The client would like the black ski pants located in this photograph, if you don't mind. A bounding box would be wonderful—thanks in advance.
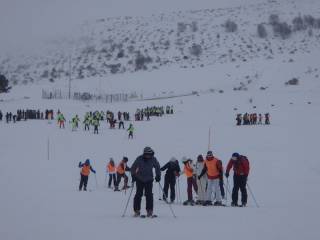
[108,173,117,187]
[133,180,153,212]
[232,175,248,204]
[116,173,128,188]
[79,174,89,191]
[163,175,176,201]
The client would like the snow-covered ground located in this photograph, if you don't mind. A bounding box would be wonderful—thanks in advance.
[1,0,320,240]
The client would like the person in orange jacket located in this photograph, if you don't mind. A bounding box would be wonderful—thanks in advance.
[114,157,130,191]
[106,158,116,188]
[78,159,96,191]
[198,151,223,206]
[183,158,198,205]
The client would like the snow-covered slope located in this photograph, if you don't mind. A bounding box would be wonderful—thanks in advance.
[1,0,320,240]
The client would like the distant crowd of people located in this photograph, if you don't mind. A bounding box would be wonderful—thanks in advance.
[0,109,54,123]
[236,113,270,126]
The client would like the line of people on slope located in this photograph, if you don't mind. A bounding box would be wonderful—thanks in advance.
[236,113,270,125]
[78,147,250,217]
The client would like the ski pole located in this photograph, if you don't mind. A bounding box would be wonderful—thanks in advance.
[159,183,177,218]
[178,177,182,204]
[158,183,162,200]
[94,173,98,190]
[121,182,135,217]
[247,182,260,208]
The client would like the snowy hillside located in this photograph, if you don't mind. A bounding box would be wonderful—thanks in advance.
[1,0,320,240]
[1,0,320,88]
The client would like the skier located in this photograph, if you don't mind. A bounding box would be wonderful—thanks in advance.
[131,147,161,217]
[57,112,65,128]
[92,117,99,134]
[106,158,117,188]
[78,159,96,191]
[71,115,80,131]
[236,114,242,126]
[160,157,181,203]
[198,151,223,206]
[225,153,250,207]
[127,123,134,139]
[118,119,124,129]
[114,157,130,191]
[195,154,207,205]
[265,113,270,125]
[83,114,90,131]
[182,158,198,205]
[258,114,263,125]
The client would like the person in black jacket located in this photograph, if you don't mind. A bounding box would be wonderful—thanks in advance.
[131,147,161,217]
[160,157,181,203]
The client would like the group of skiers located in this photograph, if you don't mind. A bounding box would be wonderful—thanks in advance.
[134,105,174,121]
[0,109,50,123]
[79,147,250,217]
[236,113,270,125]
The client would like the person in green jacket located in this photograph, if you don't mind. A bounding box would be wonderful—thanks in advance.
[92,118,100,134]
[127,123,134,139]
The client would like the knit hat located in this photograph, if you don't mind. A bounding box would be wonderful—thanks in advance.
[206,151,213,157]
[231,152,240,160]
[85,159,90,165]
[143,146,154,155]
[123,157,128,162]
[197,154,204,161]
[170,157,177,162]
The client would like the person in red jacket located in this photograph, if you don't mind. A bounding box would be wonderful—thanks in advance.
[225,153,250,207]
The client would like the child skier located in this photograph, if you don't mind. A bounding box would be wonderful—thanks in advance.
[78,159,96,191]
[182,158,198,205]
[114,157,130,191]
[106,158,116,188]
[195,154,207,205]
[127,123,134,139]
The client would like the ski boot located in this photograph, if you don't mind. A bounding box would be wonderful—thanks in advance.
[133,211,140,217]
[147,210,153,218]
[213,201,223,206]
[202,201,212,206]
[231,202,238,207]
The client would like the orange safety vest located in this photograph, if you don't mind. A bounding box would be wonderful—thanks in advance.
[81,165,91,176]
[117,161,126,174]
[107,163,116,173]
[204,158,221,178]
[184,162,193,178]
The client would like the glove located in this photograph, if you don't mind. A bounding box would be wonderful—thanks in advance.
[132,175,137,183]
[93,170,96,174]
[155,175,161,182]
[198,176,201,180]
[225,172,229,178]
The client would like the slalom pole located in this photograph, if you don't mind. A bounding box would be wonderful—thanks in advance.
[121,182,135,217]
[159,183,177,218]
[247,182,260,208]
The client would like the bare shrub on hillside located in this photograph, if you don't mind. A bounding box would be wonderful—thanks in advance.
[257,24,267,38]
[273,22,292,39]
[189,44,202,57]
[224,20,238,32]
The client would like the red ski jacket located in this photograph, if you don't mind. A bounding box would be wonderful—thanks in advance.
[226,156,250,176]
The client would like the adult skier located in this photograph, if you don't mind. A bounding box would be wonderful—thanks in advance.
[182,158,198,205]
[114,157,130,191]
[160,157,181,203]
[78,159,96,191]
[195,154,207,205]
[106,158,117,188]
[225,153,250,207]
[198,151,223,206]
[131,147,161,217]
[92,117,99,134]
[57,112,65,128]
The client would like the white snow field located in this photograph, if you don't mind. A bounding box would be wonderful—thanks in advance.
[1,0,320,240]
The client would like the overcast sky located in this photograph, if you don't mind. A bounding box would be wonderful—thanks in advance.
[0,0,266,53]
